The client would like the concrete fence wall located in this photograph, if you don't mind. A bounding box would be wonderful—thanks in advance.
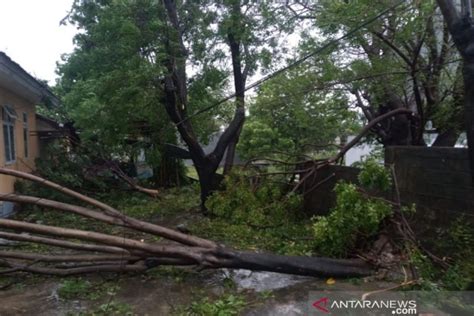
[302,147,474,221]
[385,147,474,225]
[300,164,360,216]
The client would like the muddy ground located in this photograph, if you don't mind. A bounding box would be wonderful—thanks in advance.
[0,266,396,315]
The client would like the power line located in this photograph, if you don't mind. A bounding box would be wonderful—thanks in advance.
[176,0,406,126]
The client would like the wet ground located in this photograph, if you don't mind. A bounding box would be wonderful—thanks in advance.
[0,266,395,315]
[0,200,398,315]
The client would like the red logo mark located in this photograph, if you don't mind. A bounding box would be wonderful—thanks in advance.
[312,297,330,313]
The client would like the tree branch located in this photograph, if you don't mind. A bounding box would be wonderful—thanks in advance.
[330,108,415,163]
[0,260,147,276]
[0,168,216,249]
[0,251,138,263]
[0,219,203,262]
[0,231,129,254]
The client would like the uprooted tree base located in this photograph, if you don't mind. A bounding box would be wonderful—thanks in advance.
[0,168,372,278]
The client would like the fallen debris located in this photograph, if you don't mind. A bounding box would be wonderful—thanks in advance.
[0,168,372,277]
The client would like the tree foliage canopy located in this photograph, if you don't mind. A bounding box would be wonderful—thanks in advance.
[55,0,469,189]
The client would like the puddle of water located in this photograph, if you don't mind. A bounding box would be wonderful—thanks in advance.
[245,302,306,316]
[222,269,313,292]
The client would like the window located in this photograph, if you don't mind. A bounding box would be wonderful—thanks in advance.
[2,105,16,163]
[23,112,28,158]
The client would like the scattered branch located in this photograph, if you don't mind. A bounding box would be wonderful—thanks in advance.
[0,168,372,277]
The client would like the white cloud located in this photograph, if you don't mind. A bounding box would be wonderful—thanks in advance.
[0,0,76,84]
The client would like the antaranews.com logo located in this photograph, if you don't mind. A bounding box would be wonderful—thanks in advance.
[308,291,474,315]
[311,296,417,315]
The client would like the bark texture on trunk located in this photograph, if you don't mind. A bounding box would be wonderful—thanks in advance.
[223,13,246,175]
[161,0,247,207]
[432,128,461,147]
[464,61,474,181]
[196,163,223,211]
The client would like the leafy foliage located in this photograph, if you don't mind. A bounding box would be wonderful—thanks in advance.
[238,65,359,161]
[56,0,221,186]
[57,0,296,189]
[312,161,393,257]
[292,0,462,145]
[199,170,313,255]
[357,159,392,191]
[14,142,118,205]
[411,217,474,290]
[206,171,301,226]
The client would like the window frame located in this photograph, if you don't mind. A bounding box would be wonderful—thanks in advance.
[22,112,28,158]
[2,105,16,164]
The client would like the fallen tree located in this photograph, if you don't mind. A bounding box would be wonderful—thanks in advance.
[0,168,372,277]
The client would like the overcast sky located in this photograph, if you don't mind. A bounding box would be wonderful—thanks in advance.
[0,0,76,84]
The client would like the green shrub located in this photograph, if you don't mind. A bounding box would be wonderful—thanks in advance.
[312,183,392,257]
[411,218,474,290]
[357,159,392,191]
[14,142,119,205]
[199,170,313,255]
[37,142,115,191]
[205,171,301,227]
[312,160,393,257]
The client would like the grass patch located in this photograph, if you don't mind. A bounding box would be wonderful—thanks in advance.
[176,294,246,316]
[58,278,120,301]
[145,266,197,283]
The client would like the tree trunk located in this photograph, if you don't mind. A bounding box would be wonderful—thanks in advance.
[0,215,372,278]
[219,250,372,277]
[464,60,474,180]
[223,124,242,175]
[223,5,246,175]
[432,128,461,147]
[382,93,413,146]
[161,0,247,209]
[436,0,474,182]
[196,163,222,211]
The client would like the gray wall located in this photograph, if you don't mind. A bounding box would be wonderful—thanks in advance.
[385,146,474,219]
[302,147,474,222]
[300,164,360,216]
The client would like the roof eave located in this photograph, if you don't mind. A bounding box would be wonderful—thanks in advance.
[0,52,61,107]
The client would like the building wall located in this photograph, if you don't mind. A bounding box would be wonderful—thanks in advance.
[0,86,39,194]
